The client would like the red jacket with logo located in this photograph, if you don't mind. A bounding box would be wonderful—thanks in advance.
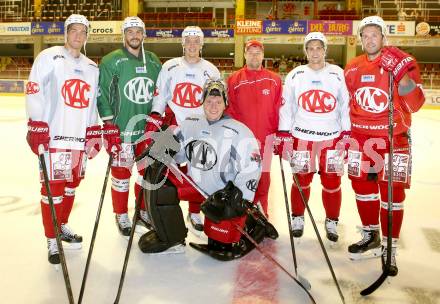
[227,66,282,148]
[344,53,425,137]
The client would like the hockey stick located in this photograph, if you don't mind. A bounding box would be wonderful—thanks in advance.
[78,155,112,304]
[167,161,316,302]
[278,155,312,290]
[290,168,346,304]
[360,72,395,296]
[113,167,148,304]
[233,223,316,303]
[38,145,75,304]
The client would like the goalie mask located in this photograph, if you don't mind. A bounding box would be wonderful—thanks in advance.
[202,79,228,107]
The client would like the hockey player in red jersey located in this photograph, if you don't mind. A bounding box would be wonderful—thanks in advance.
[227,40,283,216]
[276,32,351,244]
[344,16,425,275]
[25,14,100,264]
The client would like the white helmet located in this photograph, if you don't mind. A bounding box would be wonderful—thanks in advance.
[358,15,387,38]
[182,26,204,45]
[64,14,90,34]
[122,16,145,33]
[64,14,90,49]
[303,31,327,54]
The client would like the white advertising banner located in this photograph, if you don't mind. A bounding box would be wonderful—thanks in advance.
[423,89,440,108]
[352,20,415,36]
[0,22,31,35]
[89,21,122,35]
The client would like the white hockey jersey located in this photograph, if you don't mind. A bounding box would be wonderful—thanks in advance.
[174,114,261,201]
[26,46,99,150]
[152,57,220,125]
[279,63,350,141]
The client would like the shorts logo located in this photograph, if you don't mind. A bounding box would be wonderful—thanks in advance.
[354,87,388,113]
[298,89,337,113]
[172,82,203,108]
[62,79,91,109]
[123,77,155,104]
[26,81,40,94]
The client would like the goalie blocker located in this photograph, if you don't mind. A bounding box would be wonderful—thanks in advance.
[191,181,279,261]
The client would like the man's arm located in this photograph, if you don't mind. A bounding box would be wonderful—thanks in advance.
[96,58,116,122]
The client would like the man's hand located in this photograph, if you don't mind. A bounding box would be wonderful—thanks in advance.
[380,46,416,83]
[26,119,50,155]
[85,125,103,159]
[274,131,294,159]
[102,123,122,155]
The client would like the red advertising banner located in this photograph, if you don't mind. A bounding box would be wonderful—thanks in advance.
[235,20,263,35]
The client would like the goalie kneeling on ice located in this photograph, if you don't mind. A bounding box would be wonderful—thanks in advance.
[190,181,279,261]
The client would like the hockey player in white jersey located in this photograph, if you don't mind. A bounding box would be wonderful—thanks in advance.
[146,26,221,233]
[138,79,278,258]
[276,32,351,244]
[25,14,100,264]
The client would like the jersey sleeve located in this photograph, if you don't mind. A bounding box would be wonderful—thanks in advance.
[232,126,262,201]
[25,51,53,121]
[87,65,100,126]
[338,69,351,132]
[225,74,238,119]
[152,65,171,115]
[278,73,296,132]
[97,57,115,122]
[398,62,425,113]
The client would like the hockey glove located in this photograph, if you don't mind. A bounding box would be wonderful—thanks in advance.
[201,181,247,224]
[85,125,102,159]
[135,113,164,157]
[26,119,50,155]
[335,130,351,162]
[102,123,122,155]
[380,46,416,83]
[274,131,294,159]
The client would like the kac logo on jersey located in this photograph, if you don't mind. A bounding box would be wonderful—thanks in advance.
[26,81,40,95]
[354,87,388,113]
[62,79,91,109]
[262,89,270,95]
[172,82,203,108]
[298,90,337,113]
[185,140,217,171]
[123,77,155,104]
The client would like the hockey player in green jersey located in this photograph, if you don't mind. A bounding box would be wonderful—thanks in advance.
[97,16,161,237]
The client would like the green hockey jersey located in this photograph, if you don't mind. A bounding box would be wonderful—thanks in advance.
[97,48,161,143]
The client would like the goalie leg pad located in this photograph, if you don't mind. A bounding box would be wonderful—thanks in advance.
[141,163,187,253]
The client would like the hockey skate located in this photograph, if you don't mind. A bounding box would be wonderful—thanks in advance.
[325,218,339,248]
[187,212,206,239]
[115,213,132,238]
[47,238,60,270]
[348,227,381,260]
[61,224,82,250]
[381,238,398,276]
[291,215,304,242]
[135,210,153,233]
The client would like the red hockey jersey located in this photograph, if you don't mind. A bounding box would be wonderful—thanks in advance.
[344,53,425,137]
